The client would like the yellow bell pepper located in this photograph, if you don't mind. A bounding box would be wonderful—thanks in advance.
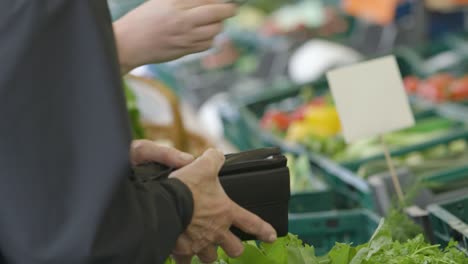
[285,105,342,142]
[304,106,341,137]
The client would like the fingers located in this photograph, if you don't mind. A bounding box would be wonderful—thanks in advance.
[191,238,211,254]
[170,148,225,180]
[176,0,219,10]
[186,3,237,26]
[130,140,194,167]
[172,234,195,264]
[197,246,218,263]
[231,204,277,243]
[190,40,215,54]
[218,231,244,258]
[191,23,223,42]
[173,234,194,256]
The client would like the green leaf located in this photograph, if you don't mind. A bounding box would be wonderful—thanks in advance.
[229,244,271,264]
[123,81,146,139]
[349,247,369,264]
[328,243,355,263]
[261,238,288,264]
[163,258,175,264]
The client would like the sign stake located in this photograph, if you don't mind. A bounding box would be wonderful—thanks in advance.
[380,135,405,204]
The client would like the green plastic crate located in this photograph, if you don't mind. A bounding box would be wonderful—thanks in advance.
[223,80,468,211]
[224,109,377,210]
[395,33,468,78]
[428,196,468,255]
[306,130,468,215]
[289,209,380,256]
[289,159,335,214]
[290,190,334,213]
[289,160,369,214]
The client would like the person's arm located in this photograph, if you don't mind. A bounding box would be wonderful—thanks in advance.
[113,0,237,74]
[0,1,274,264]
[92,141,197,264]
[0,1,194,263]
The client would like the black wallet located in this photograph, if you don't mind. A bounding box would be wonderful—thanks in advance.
[132,147,290,241]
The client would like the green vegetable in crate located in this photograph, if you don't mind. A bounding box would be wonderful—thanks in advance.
[286,153,327,193]
[124,82,145,139]
[357,139,468,180]
[384,208,424,243]
[333,117,457,162]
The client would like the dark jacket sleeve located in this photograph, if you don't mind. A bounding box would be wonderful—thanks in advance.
[0,1,192,263]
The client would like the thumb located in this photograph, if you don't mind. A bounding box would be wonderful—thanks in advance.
[131,140,194,167]
[169,148,225,181]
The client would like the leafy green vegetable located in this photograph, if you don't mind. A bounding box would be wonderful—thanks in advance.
[300,117,458,163]
[380,208,424,243]
[287,153,327,193]
[124,82,145,139]
[165,218,467,263]
[357,139,468,183]
[165,234,319,264]
[328,243,355,263]
[323,218,468,264]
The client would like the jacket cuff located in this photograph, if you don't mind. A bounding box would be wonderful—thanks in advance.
[160,178,194,230]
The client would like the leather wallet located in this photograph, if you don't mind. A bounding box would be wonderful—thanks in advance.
[132,147,290,241]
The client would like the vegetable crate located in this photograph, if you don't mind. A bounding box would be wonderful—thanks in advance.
[222,79,468,213]
[293,127,468,216]
[289,209,380,256]
[289,189,334,214]
[288,159,380,255]
[289,159,372,214]
[394,32,468,78]
[427,195,468,255]
[220,78,329,150]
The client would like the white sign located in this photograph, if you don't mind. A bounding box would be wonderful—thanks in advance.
[327,55,415,143]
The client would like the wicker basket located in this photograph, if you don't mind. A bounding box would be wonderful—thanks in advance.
[125,75,212,157]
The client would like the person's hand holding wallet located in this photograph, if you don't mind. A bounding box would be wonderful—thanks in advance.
[169,149,277,264]
[132,141,289,263]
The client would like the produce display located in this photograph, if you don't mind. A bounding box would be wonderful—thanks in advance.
[357,139,468,179]
[259,92,461,163]
[404,73,468,103]
[260,4,349,38]
[286,153,327,193]
[331,117,457,162]
[164,217,467,264]
[229,2,349,37]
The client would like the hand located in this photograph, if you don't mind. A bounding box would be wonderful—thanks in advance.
[113,0,237,73]
[169,149,277,263]
[130,139,195,167]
